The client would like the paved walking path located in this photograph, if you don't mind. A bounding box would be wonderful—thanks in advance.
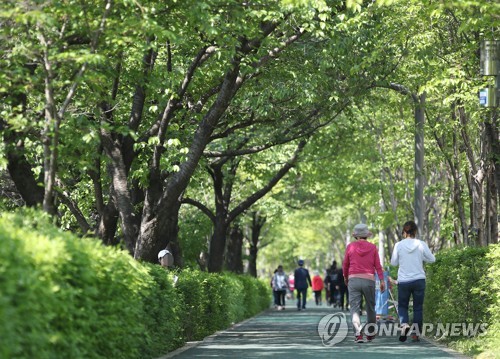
[161,299,468,359]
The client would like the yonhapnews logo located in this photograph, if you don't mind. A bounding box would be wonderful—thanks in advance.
[317,312,349,346]
[317,312,488,346]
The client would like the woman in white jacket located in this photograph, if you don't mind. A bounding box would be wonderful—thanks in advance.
[272,265,289,310]
[391,220,435,342]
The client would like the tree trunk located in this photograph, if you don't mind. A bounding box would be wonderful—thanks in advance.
[414,92,426,237]
[451,130,469,245]
[208,216,229,272]
[101,135,140,253]
[485,114,499,244]
[431,126,468,245]
[4,136,44,206]
[207,161,230,273]
[96,202,120,246]
[1,76,44,207]
[457,106,485,246]
[134,198,183,265]
[226,224,244,273]
[247,212,266,278]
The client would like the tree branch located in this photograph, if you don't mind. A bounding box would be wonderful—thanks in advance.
[181,197,216,223]
[151,45,218,170]
[253,31,303,68]
[205,101,349,158]
[227,139,307,222]
[55,178,91,234]
[58,0,112,118]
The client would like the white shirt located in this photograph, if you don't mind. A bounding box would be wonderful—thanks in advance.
[390,238,436,283]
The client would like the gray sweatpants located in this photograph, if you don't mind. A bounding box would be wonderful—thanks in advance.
[348,277,376,336]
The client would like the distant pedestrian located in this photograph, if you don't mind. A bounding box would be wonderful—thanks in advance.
[271,268,278,308]
[336,266,348,311]
[158,249,178,284]
[294,259,312,310]
[272,265,289,310]
[311,270,324,305]
[323,269,331,305]
[288,273,295,299]
[342,223,385,343]
[158,249,174,268]
[327,261,341,307]
[391,220,435,342]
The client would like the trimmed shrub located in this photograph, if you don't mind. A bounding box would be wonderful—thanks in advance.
[234,274,271,318]
[221,272,247,324]
[478,244,500,358]
[0,210,270,358]
[174,268,210,341]
[425,246,492,328]
[0,211,149,358]
[139,264,184,357]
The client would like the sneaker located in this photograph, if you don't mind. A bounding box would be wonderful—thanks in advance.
[411,334,420,342]
[366,335,375,342]
[354,335,364,343]
[399,324,410,342]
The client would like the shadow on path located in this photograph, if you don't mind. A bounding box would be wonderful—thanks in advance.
[160,299,469,359]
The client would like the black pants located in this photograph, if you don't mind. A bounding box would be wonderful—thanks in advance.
[314,290,322,304]
[274,290,286,306]
[330,286,339,305]
[296,288,308,309]
[338,285,348,310]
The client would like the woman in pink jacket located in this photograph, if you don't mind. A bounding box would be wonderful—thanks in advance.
[343,223,385,343]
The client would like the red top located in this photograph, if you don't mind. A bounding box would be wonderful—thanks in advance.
[312,275,324,291]
[342,240,384,281]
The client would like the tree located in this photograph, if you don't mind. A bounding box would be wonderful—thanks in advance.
[183,140,307,272]
[1,0,336,264]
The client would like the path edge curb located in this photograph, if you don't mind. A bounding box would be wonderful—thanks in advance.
[156,308,272,359]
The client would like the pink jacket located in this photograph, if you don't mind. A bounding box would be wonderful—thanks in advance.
[343,240,384,281]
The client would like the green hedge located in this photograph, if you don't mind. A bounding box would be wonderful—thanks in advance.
[480,244,500,358]
[0,211,270,358]
[425,244,500,357]
[425,246,492,326]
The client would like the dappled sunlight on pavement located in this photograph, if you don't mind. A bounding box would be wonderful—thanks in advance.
[160,299,468,358]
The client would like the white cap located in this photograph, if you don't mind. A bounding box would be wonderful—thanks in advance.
[158,249,171,260]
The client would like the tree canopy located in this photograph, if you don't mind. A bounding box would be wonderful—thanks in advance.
[0,0,498,273]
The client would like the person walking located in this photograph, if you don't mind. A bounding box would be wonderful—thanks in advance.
[391,220,435,342]
[336,266,348,311]
[342,223,385,343]
[327,261,341,307]
[311,270,324,305]
[288,273,295,300]
[271,268,278,308]
[272,265,289,310]
[323,268,331,305]
[294,259,312,311]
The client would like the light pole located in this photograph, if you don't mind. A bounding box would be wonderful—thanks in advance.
[479,40,499,107]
